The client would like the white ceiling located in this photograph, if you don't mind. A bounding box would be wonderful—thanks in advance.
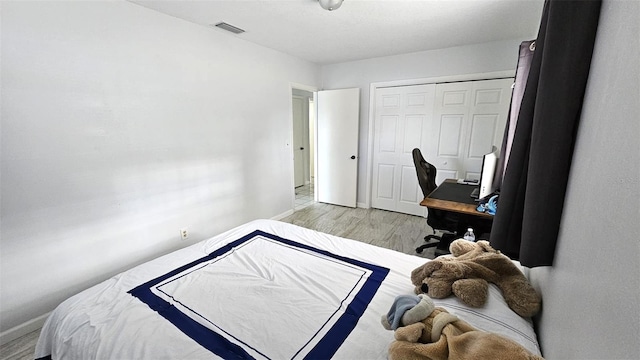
[129,0,545,65]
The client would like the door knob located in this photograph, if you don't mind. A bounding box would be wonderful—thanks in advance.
[350,155,356,159]
[300,147,304,150]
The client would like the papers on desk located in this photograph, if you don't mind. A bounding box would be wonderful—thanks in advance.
[457,179,479,185]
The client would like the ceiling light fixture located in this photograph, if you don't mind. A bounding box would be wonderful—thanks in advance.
[318,0,343,11]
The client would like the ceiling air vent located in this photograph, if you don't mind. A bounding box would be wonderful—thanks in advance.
[213,22,245,34]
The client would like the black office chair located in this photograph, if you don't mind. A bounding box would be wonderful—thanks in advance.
[412,148,460,254]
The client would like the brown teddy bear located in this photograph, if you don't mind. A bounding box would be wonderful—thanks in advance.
[411,240,541,318]
[383,294,544,360]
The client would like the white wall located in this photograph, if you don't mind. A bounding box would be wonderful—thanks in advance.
[319,39,528,205]
[0,0,319,337]
[529,0,640,358]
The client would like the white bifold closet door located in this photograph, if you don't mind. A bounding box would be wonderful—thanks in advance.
[428,78,514,184]
[371,84,436,217]
[371,78,513,216]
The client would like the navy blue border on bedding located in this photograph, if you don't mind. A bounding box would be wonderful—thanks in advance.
[129,230,390,359]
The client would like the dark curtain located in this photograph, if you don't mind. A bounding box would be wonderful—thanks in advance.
[489,0,602,267]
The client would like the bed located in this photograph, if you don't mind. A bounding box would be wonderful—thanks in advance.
[35,219,541,359]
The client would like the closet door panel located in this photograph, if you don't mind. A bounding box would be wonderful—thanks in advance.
[372,84,435,216]
[429,79,513,183]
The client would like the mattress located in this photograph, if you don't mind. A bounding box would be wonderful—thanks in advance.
[35,219,541,359]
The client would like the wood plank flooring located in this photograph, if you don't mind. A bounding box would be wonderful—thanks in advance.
[0,203,436,359]
[280,202,437,259]
[0,330,39,360]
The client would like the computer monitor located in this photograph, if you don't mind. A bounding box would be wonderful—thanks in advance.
[474,146,499,200]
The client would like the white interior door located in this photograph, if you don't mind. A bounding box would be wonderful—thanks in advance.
[427,78,513,184]
[292,96,305,187]
[317,88,360,208]
[371,84,435,216]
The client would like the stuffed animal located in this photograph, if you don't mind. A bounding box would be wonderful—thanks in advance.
[411,240,541,318]
[382,294,544,360]
[381,294,435,330]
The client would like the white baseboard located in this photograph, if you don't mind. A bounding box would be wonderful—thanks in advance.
[0,312,49,346]
[357,202,369,209]
[271,209,294,221]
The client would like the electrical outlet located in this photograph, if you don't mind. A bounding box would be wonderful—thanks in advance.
[180,228,188,240]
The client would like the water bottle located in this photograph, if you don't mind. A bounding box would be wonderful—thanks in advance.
[463,228,476,242]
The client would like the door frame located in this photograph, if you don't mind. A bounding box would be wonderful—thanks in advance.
[289,83,318,210]
[365,70,515,210]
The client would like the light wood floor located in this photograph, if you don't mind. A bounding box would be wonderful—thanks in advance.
[0,329,39,360]
[0,202,435,359]
[280,202,437,259]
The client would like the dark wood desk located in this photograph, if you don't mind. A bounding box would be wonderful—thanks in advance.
[419,179,493,255]
[420,179,493,219]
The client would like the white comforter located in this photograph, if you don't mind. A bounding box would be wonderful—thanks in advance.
[35,219,540,359]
